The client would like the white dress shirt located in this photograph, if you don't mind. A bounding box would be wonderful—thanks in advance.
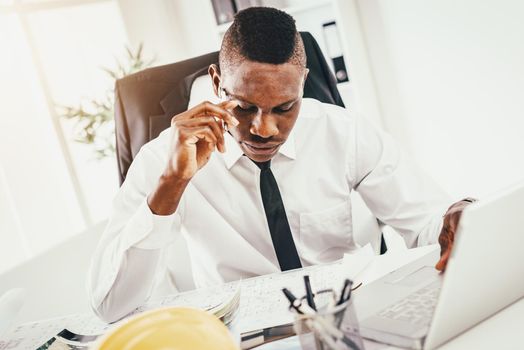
[87,97,450,322]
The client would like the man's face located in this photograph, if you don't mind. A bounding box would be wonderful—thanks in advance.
[210,60,308,163]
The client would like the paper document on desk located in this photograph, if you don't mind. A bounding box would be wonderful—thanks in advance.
[354,244,440,286]
[137,281,241,326]
[238,244,375,334]
[0,313,110,350]
[143,244,374,334]
[342,243,375,279]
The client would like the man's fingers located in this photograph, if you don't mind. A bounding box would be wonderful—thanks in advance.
[193,127,218,147]
[176,117,225,152]
[205,119,225,153]
[437,224,453,272]
[182,126,218,150]
[436,199,474,273]
[219,99,240,111]
[188,101,240,128]
[217,100,240,131]
[435,248,451,272]
[438,227,451,252]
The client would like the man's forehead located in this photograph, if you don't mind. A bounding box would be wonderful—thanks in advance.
[222,60,304,76]
[220,61,305,98]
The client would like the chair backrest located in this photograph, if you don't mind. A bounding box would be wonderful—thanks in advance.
[114,32,344,185]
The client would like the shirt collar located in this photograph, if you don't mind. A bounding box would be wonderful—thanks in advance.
[222,129,297,170]
[222,132,244,169]
[277,128,296,160]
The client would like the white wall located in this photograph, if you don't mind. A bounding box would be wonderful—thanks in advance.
[117,0,220,65]
[333,0,383,126]
[338,0,524,199]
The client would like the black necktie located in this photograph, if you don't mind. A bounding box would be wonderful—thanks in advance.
[255,160,302,271]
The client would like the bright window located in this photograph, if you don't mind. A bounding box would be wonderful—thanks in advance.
[0,0,127,272]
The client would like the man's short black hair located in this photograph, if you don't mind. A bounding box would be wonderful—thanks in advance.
[219,7,306,73]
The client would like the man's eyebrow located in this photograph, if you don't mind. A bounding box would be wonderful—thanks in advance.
[275,98,299,107]
[224,89,298,107]
[224,90,256,105]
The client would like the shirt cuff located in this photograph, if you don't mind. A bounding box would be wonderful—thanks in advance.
[417,212,445,246]
[130,200,181,249]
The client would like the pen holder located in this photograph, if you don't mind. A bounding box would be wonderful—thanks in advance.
[293,297,364,350]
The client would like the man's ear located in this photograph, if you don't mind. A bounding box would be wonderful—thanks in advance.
[302,68,309,88]
[209,64,221,98]
[298,68,309,98]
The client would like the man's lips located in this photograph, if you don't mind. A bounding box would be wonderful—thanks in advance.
[242,142,281,155]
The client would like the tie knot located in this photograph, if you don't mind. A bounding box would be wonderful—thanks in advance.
[254,160,271,170]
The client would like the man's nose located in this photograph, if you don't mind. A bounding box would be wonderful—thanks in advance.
[249,113,278,138]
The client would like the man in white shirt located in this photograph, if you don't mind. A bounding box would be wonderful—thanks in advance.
[88,7,471,322]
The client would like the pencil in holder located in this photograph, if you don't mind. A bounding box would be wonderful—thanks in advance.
[293,295,364,350]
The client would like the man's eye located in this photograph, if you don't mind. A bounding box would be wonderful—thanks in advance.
[236,105,257,113]
[274,105,293,113]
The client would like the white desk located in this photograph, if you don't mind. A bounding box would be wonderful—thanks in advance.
[2,245,522,349]
[259,245,524,350]
[260,298,524,350]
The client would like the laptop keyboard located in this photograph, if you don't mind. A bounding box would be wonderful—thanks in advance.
[377,281,440,326]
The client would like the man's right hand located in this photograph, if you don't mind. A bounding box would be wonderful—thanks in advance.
[147,100,239,216]
[166,100,239,180]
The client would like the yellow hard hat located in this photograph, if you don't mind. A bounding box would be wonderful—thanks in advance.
[94,307,239,350]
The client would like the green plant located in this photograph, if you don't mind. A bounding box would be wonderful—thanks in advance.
[58,44,153,159]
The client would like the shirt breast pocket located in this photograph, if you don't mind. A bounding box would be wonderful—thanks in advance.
[299,199,354,257]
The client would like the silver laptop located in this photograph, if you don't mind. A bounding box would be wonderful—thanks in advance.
[354,182,524,349]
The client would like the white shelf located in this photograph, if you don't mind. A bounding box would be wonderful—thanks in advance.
[217,21,231,34]
[215,0,334,35]
[283,0,332,17]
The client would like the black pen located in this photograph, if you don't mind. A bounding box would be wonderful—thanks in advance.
[337,279,354,305]
[304,275,317,311]
[282,288,303,314]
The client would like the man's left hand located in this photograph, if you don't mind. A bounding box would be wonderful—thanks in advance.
[436,198,477,272]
